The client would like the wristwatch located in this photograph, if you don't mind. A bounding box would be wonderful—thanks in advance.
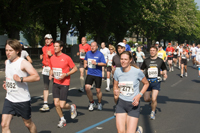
[96,62,98,66]
[20,77,23,83]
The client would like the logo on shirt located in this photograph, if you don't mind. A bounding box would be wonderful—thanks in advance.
[61,59,64,61]
[94,56,99,59]
[150,61,156,63]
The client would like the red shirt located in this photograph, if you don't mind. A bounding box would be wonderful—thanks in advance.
[42,42,55,66]
[166,47,174,57]
[79,43,91,60]
[49,53,75,86]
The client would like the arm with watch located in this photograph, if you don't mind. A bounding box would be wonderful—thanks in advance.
[58,65,78,80]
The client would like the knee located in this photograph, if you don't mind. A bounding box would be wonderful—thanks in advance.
[60,104,65,109]
[54,102,60,107]
[85,85,91,91]
[24,121,32,128]
[152,98,157,103]
[144,97,151,102]
[96,89,101,94]
[1,121,9,129]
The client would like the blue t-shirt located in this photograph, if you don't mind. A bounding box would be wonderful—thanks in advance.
[114,66,145,102]
[85,50,106,77]
[125,44,131,51]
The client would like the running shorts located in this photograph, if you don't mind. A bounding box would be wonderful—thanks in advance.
[107,66,112,72]
[2,99,31,120]
[167,57,173,60]
[116,98,140,118]
[147,82,161,91]
[53,83,69,101]
[181,59,187,65]
[85,75,102,88]
[79,59,88,70]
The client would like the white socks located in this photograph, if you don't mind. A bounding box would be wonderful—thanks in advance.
[80,77,85,88]
[107,78,110,88]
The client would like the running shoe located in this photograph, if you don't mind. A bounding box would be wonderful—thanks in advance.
[71,104,77,119]
[79,87,84,92]
[88,102,96,111]
[57,119,66,128]
[169,68,171,72]
[105,87,110,92]
[97,103,103,111]
[178,66,180,69]
[180,74,183,78]
[185,73,188,77]
[171,67,174,71]
[150,111,155,120]
[39,104,49,112]
[136,126,143,133]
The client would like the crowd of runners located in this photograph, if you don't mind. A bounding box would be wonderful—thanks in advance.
[1,34,199,133]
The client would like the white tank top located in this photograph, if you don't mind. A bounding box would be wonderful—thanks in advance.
[5,58,30,102]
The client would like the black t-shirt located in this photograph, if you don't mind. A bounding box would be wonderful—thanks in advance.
[112,54,121,67]
[140,57,167,78]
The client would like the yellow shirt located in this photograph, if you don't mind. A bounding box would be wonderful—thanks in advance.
[157,50,167,60]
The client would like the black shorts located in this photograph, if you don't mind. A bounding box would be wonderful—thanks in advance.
[85,75,102,88]
[168,57,173,60]
[173,55,178,58]
[107,66,112,72]
[2,99,31,120]
[79,59,88,70]
[116,98,140,118]
[43,75,50,90]
[147,82,161,91]
[53,83,69,101]
[181,59,187,65]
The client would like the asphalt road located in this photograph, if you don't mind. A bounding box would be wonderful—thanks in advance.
[0,59,200,133]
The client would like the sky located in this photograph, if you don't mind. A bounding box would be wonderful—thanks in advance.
[195,0,200,9]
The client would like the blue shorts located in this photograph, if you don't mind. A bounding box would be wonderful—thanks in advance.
[192,55,196,59]
[147,82,161,91]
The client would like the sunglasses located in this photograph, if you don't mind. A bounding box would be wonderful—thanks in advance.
[109,49,113,50]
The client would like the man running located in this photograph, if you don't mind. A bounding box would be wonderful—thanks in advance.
[40,34,55,112]
[49,41,78,128]
[190,43,197,68]
[178,44,183,69]
[100,42,110,80]
[77,37,91,92]
[166,43,174,72]
[84,41,106,111]
[141,45,167,120]
[2,39,40,133]
[123,39,131,52]
[180,46,189,78]
[195,44,200,76]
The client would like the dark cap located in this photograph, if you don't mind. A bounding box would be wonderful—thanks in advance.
[158,45,162,48]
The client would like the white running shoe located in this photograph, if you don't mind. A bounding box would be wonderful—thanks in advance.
[57,119,66,128]
[105,87,110,92]
[150,111,155,120]
[97,103,103,111]
[185,73,188,77]
[169,68,171,72]
[180,74,183,78]
[171,67,174,71]
[71,104,77,119]
[79,87,84,92]
[88,102,96,111]
[39,104,49,112]
[136,126,143,133]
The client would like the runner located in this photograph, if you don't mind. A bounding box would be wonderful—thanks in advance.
[1,39,40,133]
[136,46,145,68]
[141,45,167,120]
[20,42,32,63]
[195,44,200,76]
[180,46,189,78]
[157,45,167,80]
[105,45,116,92]
[84,41,106,111]
[173,45,178,67]
[40,34,55,112]
[178,44,183,69]
[190,43,197,68]
[113,51,149,133]
[100,42,110,80]
[77,37,91,92]
[166,43,174,72]
[123,39,131,52]
[49,41,78,128]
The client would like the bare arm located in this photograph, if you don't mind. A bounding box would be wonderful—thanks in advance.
[113,79,119,104]
[26,55,32,63]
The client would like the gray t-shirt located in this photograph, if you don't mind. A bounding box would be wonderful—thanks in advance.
[114,66,144,102]
[136,52,145,63]
[21,50,29,59]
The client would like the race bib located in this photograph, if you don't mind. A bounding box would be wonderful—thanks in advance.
[174,52,177,55]
[137,56,143,62]
[157,53,163,58]
[148,67,158,78]
[108,60,112,66]
[6,77,18,92]
[168,52,171,55]
[88,59,96,69]
[80,52,86,59]
[119,81,134,96]
[53,68,62,79]
[42,66,50,76]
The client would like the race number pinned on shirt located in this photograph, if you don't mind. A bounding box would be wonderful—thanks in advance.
[42,66,50,76]
[168,52,171,55]
[53,68,62,79]
[107,60,112,66]
[137,56,143,62]
[88,58,96,69]
[80,52,86,59]
[6,77,17,92]
[148,67,158,78]
[174,52,177,55]
[157,53,163,58]
[118,81,134,96]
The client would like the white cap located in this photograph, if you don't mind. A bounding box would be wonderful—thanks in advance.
[135,43,138,46]
[156,41,159,44]
[118,42,126,47]
[44,34,52,39]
